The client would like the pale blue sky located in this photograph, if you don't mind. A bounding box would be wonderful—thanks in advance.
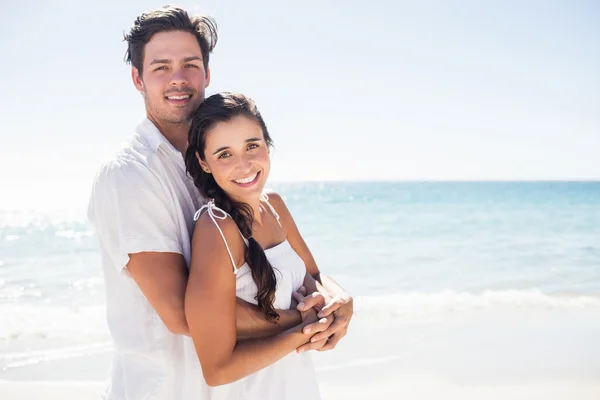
[1,0,599,209]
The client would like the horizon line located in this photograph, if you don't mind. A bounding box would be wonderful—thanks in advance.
[268,178,600,184]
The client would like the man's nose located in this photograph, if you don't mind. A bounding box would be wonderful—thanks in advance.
[169,68,189,86]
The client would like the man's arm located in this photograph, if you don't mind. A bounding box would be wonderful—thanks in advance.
[127,252,190,335]
[127,253,301,338]
[89,162,297,339]
[89,162,193,336]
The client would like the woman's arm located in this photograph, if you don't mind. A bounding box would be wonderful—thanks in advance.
[236,298,302,339]
[267,193,354,351]
[266,194,322,281]
[185,213,318,387]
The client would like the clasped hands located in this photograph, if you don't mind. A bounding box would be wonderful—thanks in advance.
[292,286,353,353]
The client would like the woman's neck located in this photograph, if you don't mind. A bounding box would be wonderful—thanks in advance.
[247,199,263,227]
[225,194,263,227]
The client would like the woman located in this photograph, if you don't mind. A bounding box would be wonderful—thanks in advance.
[184,92,323,399]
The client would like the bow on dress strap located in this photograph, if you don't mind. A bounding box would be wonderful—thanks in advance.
[193,200,244,275]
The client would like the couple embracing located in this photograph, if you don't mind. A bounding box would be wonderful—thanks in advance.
[88,5,353,400]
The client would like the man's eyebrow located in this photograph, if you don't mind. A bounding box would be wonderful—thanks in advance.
[149,57,203,66]
[246,138,261,142]
[183,56,203,63]
[149,59,171,66]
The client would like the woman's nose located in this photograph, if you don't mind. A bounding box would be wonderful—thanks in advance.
[236,155,252,171]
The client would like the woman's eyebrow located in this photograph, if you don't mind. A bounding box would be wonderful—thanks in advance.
[212,146,229,155]
[212,138,262,155]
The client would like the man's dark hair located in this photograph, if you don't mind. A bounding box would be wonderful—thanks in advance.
[124,5,217,75]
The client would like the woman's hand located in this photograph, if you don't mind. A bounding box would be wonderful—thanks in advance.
[308,293,353,351]
[292,286,353,353]
[300,304,318,324]
[292,289,332,353]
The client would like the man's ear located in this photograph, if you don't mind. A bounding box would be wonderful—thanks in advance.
[132,67,144,93]
[196,152,211,173]
[204,67,211,88]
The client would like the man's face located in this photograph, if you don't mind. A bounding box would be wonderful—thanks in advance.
[133,30,210,126]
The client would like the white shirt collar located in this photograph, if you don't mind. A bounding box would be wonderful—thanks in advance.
[136,117,181,156]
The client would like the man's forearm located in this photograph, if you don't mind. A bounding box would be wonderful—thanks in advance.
[236,298,301,340]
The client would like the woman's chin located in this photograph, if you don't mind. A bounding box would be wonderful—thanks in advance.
[226,181,266,203]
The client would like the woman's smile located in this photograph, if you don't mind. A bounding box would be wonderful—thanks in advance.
[232,170,261,187]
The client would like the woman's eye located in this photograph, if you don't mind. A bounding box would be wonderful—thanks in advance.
[218,152,231,159]
[247,143,259,150]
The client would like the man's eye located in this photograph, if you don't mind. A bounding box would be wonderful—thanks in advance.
[247,143,259,150]
[155,66,167,71]
[185,64,199,68]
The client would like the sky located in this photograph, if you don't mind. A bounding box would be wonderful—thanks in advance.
[1,0,599,210]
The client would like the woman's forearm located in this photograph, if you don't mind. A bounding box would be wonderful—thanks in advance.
[236,298,302,339]
[205,317,313,386]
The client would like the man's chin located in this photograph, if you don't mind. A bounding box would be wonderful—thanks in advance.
[162,112,194,125]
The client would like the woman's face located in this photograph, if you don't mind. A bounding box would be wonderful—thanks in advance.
[198,115,271,203]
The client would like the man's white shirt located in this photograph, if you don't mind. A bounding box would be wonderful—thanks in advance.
[87,118,208,400]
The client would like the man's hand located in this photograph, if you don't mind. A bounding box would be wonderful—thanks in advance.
[310,292,353,351]
[292,287,353,352]
[292,288,329,353]
[293,287,353,352]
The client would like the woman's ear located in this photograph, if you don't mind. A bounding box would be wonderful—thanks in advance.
[196,152,211,174]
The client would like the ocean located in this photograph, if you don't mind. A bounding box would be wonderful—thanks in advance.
[1,181,600,383]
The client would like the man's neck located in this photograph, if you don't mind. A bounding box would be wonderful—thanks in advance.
[148,115,189,155]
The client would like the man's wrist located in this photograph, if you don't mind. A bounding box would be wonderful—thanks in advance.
[278,309,302,330]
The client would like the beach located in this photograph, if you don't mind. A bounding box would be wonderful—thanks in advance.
[3,378,600,400]
[2,294,600,399]
[2,182,600,399]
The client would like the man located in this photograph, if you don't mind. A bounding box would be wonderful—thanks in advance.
[88,5,353,400]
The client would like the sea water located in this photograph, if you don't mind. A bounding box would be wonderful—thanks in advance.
[1,181,599,382]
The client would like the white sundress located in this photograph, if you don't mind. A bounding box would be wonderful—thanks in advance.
[193,195,322,400]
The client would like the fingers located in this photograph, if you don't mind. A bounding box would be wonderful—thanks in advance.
[298,328,346,353]
[309,317,345,342]
[302,314,333,335]
[292,291,305,305]
[301,295,353,352]
[317,296,343,318]
[296,337,328,353]
[297,292,325,312]
[296,286,307,296]
[317,333,342,352]
[292,286,307,305]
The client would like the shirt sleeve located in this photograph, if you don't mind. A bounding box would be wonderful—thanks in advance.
[88,158,183,275]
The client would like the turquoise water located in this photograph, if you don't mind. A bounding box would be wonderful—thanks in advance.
[280,181,600,295]
[1,181,599,375]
